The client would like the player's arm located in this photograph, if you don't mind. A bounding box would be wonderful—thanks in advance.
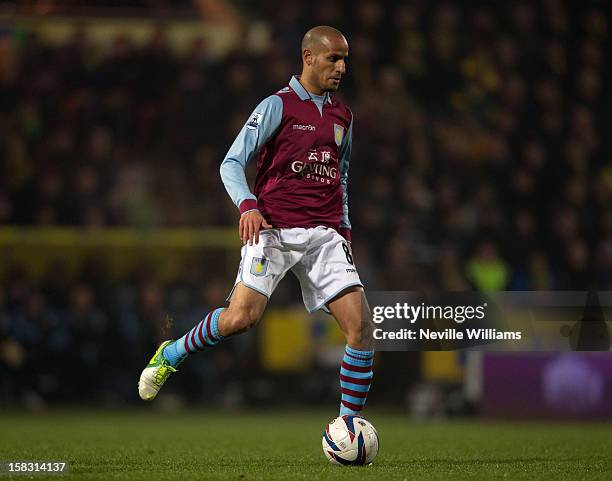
[338,116,353,243]
[219,95,283,245]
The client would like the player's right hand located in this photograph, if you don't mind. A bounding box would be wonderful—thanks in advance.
[240,210,273,246]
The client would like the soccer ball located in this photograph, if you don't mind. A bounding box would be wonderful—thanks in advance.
[322,415,379,466]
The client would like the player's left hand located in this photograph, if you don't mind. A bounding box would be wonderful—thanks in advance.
[240,210,273,246]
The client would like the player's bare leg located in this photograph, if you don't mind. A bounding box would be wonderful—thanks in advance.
[138,283,267,400]
[328,287,374,350]
[218,283,268,336]
[328,287,375,415]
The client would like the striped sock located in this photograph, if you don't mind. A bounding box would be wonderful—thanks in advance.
[339,345,374,415]
[162,308,225,367]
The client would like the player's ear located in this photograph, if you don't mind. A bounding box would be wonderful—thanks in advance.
[303,49,313,66]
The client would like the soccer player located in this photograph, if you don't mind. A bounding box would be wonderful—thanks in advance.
[139,26,374,416]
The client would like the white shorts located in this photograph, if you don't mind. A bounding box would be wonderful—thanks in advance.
[228,226,362,313]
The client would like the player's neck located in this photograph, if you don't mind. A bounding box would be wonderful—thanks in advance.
[298,74,324,96]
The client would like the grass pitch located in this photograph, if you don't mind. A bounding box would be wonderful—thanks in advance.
[1,409,611,480]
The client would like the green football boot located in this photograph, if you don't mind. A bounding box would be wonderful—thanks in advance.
[138,340,177,401]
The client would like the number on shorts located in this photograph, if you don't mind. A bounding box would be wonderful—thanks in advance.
[342,243,354,265]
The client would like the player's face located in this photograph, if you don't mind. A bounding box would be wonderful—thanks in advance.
[311,37,349,92]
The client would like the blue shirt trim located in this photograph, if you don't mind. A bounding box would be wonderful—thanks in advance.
[339,117,353,229]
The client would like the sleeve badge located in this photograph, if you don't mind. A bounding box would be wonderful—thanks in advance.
[247,112,264,130]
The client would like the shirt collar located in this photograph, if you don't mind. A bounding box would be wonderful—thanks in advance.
[289,76,332,104]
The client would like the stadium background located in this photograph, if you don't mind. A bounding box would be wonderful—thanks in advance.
[1,0,611,420]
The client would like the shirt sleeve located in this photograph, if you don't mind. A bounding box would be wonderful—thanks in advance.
[219,95,283,214]
[338,116,353,238]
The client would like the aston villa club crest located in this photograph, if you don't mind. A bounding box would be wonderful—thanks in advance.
[250,257,269,276]
[334,124,344,146]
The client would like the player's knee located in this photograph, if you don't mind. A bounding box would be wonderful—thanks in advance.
[346,318,375,349]
[223,306,262,334]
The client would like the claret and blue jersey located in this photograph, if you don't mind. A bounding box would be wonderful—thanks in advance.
[220,76,353,237]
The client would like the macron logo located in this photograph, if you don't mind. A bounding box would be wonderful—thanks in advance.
[292,124,316,131]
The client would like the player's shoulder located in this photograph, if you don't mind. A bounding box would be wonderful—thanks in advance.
[255,93,284,112]
[273,85,299,106]
[257,85,294,106]
[332,96,353,123]
[275,86,293,95]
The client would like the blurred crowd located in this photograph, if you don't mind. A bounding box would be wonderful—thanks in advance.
[0,259,273,407]
[1,0,611,405]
